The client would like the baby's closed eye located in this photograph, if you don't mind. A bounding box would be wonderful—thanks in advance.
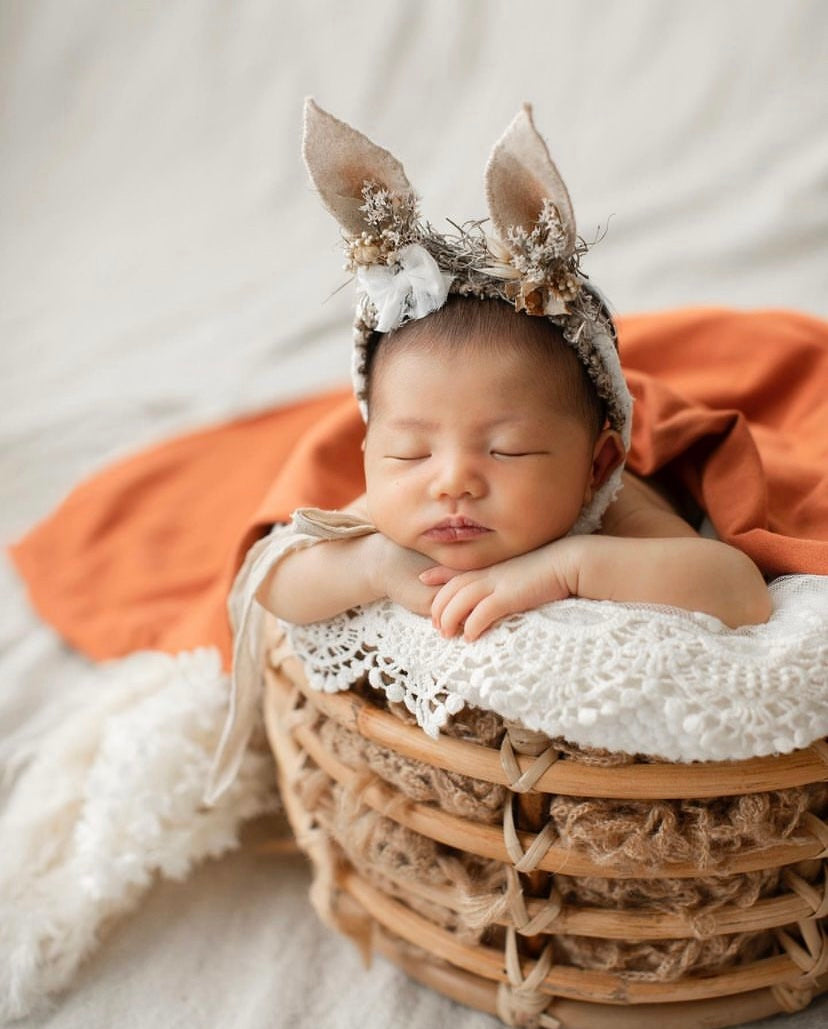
[490,449,550,458]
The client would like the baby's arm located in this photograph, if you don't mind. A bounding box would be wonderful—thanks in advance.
[427,474,772,639]
[256,520,439,624]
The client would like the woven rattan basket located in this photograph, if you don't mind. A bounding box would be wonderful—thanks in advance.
[263,625,828,1029]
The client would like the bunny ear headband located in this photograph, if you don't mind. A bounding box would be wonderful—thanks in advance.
[302,98,633,532]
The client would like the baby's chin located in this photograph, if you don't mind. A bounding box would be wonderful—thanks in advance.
[414,538,520,571]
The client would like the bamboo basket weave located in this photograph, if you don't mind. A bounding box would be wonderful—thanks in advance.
[263,625,828,1029]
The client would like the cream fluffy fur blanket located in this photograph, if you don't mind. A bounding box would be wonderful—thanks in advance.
[0,649,276,1022]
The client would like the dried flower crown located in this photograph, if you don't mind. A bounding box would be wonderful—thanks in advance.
[302,98,633,532]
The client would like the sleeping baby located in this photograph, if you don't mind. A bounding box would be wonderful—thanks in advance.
[254,101,770,639]
[258,291,769,637]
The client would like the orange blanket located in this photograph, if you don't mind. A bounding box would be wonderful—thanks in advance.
[10,308,828,670]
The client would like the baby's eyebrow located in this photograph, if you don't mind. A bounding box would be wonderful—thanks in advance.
[385,416,438,430]
[386,415,524,431]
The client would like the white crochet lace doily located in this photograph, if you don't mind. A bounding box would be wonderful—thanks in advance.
[287,574,828,762]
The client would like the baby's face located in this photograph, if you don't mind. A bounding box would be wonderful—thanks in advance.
[363,339,601,571]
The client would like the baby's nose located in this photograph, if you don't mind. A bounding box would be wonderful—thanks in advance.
[431,453,486,500]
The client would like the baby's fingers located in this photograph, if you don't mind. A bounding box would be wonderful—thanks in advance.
[419,565,459,587]
[429,574,468,626]
[462,594,510,641]
[433,580,492,638]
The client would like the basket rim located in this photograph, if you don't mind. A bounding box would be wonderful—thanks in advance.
[275,655,828,800]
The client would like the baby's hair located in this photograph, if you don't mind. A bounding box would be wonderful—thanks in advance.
[364,295,607,437]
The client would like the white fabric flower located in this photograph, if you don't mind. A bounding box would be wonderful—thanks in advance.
[356,243,453,332]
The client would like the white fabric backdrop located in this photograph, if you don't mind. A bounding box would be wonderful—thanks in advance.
[2,1,827,1025]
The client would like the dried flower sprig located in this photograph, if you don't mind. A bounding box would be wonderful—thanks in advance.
[343,182,421,272]
[343,182,600,321]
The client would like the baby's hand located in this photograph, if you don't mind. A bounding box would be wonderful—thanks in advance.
[421,544,574,641]
[373,535,454,617]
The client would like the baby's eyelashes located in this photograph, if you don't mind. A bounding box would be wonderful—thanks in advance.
[490,450,549,458]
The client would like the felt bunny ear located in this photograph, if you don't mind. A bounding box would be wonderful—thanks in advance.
[485,103,576,255]
[302,98,414,237]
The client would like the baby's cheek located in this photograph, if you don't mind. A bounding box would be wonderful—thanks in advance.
[366,491,408,546]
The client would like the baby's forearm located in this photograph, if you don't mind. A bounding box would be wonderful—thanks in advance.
[562,535,771,627]
[256,535,384,624]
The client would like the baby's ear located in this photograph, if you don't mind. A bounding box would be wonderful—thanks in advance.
[588,429,626,497]
[303,98,415,237]
[484,103,576,254]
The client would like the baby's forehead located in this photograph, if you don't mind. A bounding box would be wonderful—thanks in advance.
[373,326,569,374]
[370,329,577,396]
